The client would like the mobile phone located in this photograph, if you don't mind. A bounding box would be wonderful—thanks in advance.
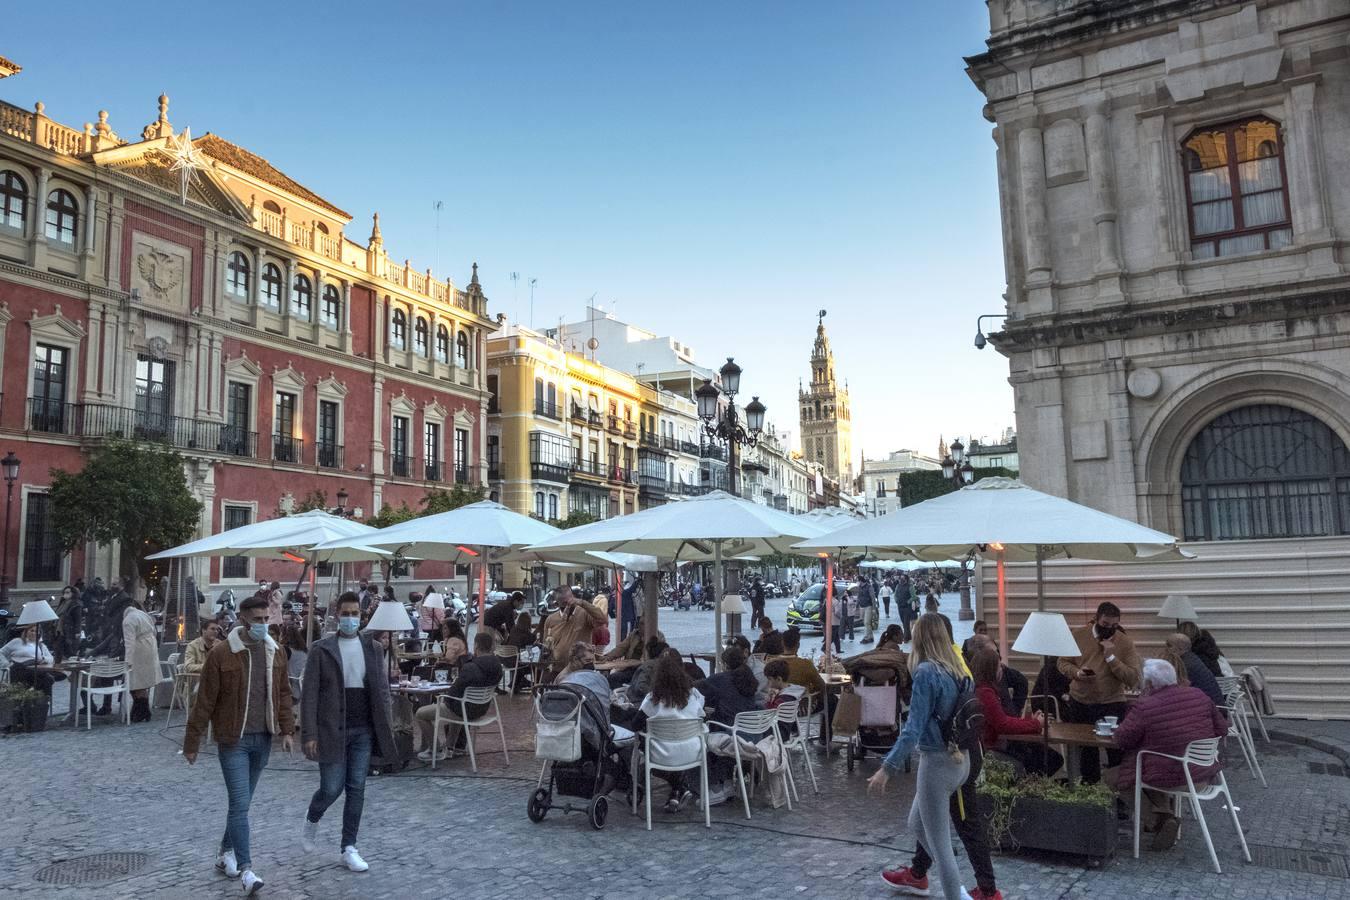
[1080,667,1095,676]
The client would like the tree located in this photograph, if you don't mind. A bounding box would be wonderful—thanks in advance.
[422,484,485,515]
[48,439,202,585]
[553,510,597,530]
[897,466,1018,507]
[366,502,416,530]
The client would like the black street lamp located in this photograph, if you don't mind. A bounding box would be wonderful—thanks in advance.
[1,451,19,610]
[333,487,350,518]
[695,358,766,497]
[940,440,976,621]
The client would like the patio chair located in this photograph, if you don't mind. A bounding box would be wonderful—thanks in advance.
[166,661,198,728]
[498,645,521,693]
[640,717,711,831]
[709,709,790,819]
[1132,737,1250,874]
[77,660,131,729]
[1216,677,1266,788]
[431,685,508,773]
[774,698,818,798]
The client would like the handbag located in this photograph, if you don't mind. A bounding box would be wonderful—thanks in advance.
[831,685,862,736]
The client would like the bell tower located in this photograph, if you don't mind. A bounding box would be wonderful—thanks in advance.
[798,311,854,487]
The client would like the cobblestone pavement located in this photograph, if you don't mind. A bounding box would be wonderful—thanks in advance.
[9,593,1347,899]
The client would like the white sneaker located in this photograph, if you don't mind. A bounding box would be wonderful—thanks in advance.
[417,748,446,763]
[342,845,369,873]
[240,869,264,895]
[302,817,319,853]
[215,849,240,878]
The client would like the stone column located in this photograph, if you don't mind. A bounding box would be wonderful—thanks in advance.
[1284,78,1339,276]
[103,307,122,402]
[80,184,97,280]
[1016,124,1055,314]
[208,333,223,417]
[1138,112,1182,292]
[107,201,125,290]
[371,373,386,475]
[341,281,353,353]
[82,301,103,404]
[29,166,49,270]
[992,125,1020,308]
[1085,103,1122,280]
[248,249,262,327]
[281,258,294,334]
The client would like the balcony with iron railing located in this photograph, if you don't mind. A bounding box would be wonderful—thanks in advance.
[588,411,604,429]
[609,465,635,485]
[26,399,265,458]
[534,400,562,421]
[424,460,443,482]
[623,421,637,439]
[273,434,304,465]
[700,443,727,461]
[607,414,623,434]
[531,460,570,483]
[316,442,344,469]
[453,466,471,484]
[662,435,678,451]
[570,404,588,423]
[569,457,605,480]
[679,439,699,455]
[391,455,411,478]
[638,473,669,494]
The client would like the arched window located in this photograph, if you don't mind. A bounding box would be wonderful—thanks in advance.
[414,316,429,356]
[260,263,283,307]
[1182,118,1292,259]
[436,325,450,363]
[226,251,251,298]
[456,330,469,368]
[262,200,281,214]
[535,491,546,518]
[548,494,558,520]
[45,188,78,245]
[315,222,329,235]
[0,170,27,230]
[534,377,544,411]
[391,308,407,349]
[321,284,340,329]
[292,273,313,319]
[1181,404,1350,541]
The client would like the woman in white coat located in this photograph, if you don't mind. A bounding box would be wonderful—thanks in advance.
[122,599,159,722]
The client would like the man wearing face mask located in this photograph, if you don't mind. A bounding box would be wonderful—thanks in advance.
[1057,601,1141,783]
[299,592,395,873]
[183,595,295,895]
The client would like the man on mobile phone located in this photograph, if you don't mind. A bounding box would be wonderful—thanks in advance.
[1057,601,1140,783]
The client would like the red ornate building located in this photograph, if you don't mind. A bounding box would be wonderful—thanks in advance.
[0,61,494,603]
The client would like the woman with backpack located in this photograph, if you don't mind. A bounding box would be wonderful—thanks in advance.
[868,613,974,900]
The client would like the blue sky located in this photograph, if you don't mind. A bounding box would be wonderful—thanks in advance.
[5,1,1013,465]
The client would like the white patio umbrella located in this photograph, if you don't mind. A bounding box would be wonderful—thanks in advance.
[795,477,1191,655]
[523,491,830,668]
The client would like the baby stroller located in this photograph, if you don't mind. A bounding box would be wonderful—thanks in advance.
[844,657,910,773]
[529,684,636,829]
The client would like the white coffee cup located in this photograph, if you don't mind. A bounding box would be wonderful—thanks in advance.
[1103,716,1118,727]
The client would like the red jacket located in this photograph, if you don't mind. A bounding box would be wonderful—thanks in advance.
[976,682,1041,749]
[1113,684,1227,790]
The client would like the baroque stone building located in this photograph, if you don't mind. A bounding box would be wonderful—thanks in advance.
[799,314,854,488]
[967,1,1350,717]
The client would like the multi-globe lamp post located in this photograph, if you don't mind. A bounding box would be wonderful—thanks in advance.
[694,358,766,498]
[1,451,19,611]
[941,440,977,621]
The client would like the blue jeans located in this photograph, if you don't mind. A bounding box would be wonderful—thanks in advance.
[218,732,273,869]
[307,726,373,848]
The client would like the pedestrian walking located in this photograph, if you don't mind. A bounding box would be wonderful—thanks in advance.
[842,587,857,642]
[858,578,876,644]
[879,578,893,620]
[749,576,767,631]
[300,592,396,873]
[183,594,296,896]
[896,574,916,643]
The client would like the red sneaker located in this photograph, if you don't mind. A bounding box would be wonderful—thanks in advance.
[969,890,1004,900]
[880,867,930,895]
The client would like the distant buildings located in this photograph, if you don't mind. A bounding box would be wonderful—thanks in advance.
[859,450,942,517]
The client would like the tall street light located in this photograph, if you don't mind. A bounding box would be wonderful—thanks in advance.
[695,358,766,498]
[940,440,977,621]
[1,451,20,611]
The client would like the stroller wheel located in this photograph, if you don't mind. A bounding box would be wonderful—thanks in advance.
[528,788,550,823]
[846,741,855,773]
[588,795,609,830]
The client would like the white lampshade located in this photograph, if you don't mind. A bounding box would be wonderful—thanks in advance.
[720,593,745,614]
[1012,611,1080,657]
[1157,594,1198,622]
[421,595,445,610]
[364,600,412,633]
[16,598,59,626]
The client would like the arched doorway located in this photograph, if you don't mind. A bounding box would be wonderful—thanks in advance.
[1180,404,1350,540]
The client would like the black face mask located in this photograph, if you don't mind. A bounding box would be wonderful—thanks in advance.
[1097,623,1118,640]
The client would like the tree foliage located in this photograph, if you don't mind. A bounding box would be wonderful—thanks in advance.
[553,511,597,530]
[365,484,486,529]
[897,467,1019,507]
[366,501,416,530]
[48,439,202,583]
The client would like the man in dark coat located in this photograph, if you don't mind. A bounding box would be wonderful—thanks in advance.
[88,577,133,715]
[300,592,396,873]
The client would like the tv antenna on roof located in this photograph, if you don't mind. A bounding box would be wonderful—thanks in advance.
[433,200,443,274]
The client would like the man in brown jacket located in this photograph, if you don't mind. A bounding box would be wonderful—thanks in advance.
[1057,601,1141,783]
[184,595,295,895]
[541,586,606,678]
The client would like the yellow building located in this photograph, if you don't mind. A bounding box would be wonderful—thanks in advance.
[486,323,642,521]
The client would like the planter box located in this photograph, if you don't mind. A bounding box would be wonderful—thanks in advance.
[16,699,49,732]
[978,793,1116,862]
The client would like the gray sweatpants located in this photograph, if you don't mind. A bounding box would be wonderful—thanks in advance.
[909,749,971,900]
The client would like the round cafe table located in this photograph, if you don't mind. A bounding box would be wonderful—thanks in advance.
[1003,721,1117,785]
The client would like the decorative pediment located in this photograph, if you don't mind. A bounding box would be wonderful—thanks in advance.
[453,408,475,428]
[272,364,306,392]
[423,399,448,422]
[224,353,264,380]
[28,306,86,341]
[390,392,416,416]
[0,303,11,327]
[316,374,348,399]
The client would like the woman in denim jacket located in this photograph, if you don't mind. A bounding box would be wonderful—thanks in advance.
[868,613,971,900]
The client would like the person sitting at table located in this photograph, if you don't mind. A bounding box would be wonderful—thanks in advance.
[695,645,760,728]
[727,635,768,703]
[416,632,503,763]
[961,619,990,662]
[757,629,786,658]
[0,624,60,693]
[437,621,469,669]
[627,649,706,813]
[1164,633,1224,708]
[418,584,446,635]
[1178,622,1233,678]
[751,617,778,655]
[601,616,662,668]
[184,621,223,674]
[877,624,905,652]
[1107,658,1228,851]
[965,633,1027,717]
[763,659,806,709]
[624,638,669,703]
[773,628,827,712]
[506,612,538,653]
[969,647,1062,778]
[558,641,612,709]
[1057,601,1142,784]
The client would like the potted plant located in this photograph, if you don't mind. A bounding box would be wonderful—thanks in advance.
[0,683,50,733]
[977,758,1117,862]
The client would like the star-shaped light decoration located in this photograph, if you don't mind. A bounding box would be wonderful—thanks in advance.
[165,126,208,205]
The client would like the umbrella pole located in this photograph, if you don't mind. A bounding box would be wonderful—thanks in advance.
[613,566,622,649]
[824,556,834,671]
[713,539,724,674]
[1035,544,1046,612]
[997,546,1008,658]
[308,562,317,644]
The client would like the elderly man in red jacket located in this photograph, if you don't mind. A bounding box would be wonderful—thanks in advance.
[1108,658,1228,851]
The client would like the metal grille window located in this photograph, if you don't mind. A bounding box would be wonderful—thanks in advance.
[424,422,442,481]
[45,188,78,245]
[454,428,469,482]
[292,273,312,319]
[274,392,297,462]
[0,170,27,230]
[392,416,409,476]
[224,381,251,456]
[135,356,174,438]
[21,492,62,582]
[318,400,340,468]
[31,342,68,433]
[1181,404,1350,541]
[221,506,252,579]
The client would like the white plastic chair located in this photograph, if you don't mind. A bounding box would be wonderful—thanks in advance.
[640,717,711,831]
[1216,677,1266,788]
[709,709,790,819]
[431,685,508,773]
[166,663,199,728]
[1237,671,1271,743]
[1132,737,1250,874]
[774,698,818,798]
[77,661,131,729]
[498,645,521,692]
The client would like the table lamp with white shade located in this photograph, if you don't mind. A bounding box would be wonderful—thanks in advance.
[365,599,413,684]
[1157,594,1198,629]
[1013,611,1082,768]
[16,598,58,671]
